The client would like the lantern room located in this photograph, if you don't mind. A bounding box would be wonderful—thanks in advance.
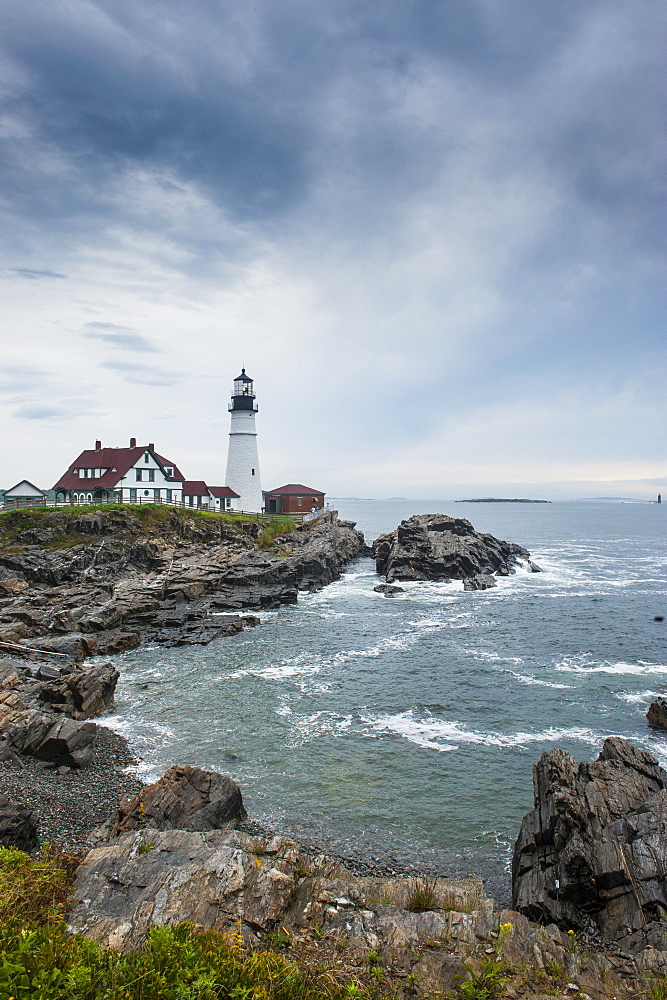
[229,369,258,412]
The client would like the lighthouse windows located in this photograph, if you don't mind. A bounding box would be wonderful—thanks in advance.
[252,469,255,476]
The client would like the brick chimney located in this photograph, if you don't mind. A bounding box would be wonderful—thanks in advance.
[130,437,137,448]
[95,440,102,450]
[148,443,155,451]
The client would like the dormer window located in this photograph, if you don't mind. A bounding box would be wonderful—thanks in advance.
[144,452,150,463]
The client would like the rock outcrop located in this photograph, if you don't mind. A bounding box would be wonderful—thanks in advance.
[0,508,365,655]
[372,514,535,584]
[0,793,39,850]
[0,657,118,767]
[647,696,667,730]
[68,824,655,993]
[512,737,667,954]
[101,764,247,838]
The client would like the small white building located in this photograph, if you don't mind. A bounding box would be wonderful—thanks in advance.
[182,482,239,510]
[2,480,47,506]
[53,439,184,503]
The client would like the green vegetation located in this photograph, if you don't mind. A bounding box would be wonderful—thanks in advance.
[404,877,439,913]
[0,504,296,549]
[455,922,512,1000]
[257,518,297,549]
[0,846,372,1000]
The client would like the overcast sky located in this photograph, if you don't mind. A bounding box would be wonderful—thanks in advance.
[1,0,664,499]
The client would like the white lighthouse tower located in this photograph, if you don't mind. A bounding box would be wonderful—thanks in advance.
[225,368,263,512]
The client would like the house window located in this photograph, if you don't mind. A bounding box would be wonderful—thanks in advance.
[148,470,155,482]
[188,496,194,506]
[143,490,150,496]
[136,469,142,482]
[144,453,150,463]
[165,467,173,477]
[154,489,160,500]
[297,497,303,506]
[129,489,137,501]
[166,490,172,501]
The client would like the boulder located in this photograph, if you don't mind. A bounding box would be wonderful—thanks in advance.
[104,764,247,837]
[372,514,534,583]
[38,662,119,719]
[647,696,667,730]
[0,794,39,850]
[68,829,301,952]
[373,583,404,595]
[512,737,667,953]
[33,717,98,768]
[463,574,497,591]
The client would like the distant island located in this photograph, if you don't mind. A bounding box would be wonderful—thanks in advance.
[456,498,551,504]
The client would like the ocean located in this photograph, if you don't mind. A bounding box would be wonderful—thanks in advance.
[104,499,666,903]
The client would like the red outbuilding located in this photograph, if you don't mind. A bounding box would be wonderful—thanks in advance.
[264,484,325,515]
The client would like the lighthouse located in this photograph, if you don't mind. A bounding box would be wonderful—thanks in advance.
[225,369,263,512]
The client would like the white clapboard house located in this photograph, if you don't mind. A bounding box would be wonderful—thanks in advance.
[52,440,240,510]
[53,439,185,504]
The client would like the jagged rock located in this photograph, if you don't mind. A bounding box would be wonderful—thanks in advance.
[68,829,301,952]
[104,764,247,837]
[647,697,667,730]
[463,574,497,591]
[372,514,534,583]
[67,829,645,992]
[94,631,140,655]
[38,662,119,719]
[373,583,404,595]
[0,794,38,850]
[33,717,98,768]
[512,737,667,953]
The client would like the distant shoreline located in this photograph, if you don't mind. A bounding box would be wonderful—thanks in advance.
[455,498,551,504]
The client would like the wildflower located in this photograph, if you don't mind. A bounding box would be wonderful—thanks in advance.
[500,922,513,932]
[568,929,576,936]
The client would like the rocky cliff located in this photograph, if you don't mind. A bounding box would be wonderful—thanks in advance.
[0,507,365,656]
[512,737,667,955]
[372,513,539,586]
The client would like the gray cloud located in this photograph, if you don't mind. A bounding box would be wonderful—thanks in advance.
[0,0,663,492]
[83,322,160,352]
[8,268,67,279]
[100,359,180,386]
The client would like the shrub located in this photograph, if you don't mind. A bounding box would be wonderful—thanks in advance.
[0,848,369,1000]
[405,877,439,913]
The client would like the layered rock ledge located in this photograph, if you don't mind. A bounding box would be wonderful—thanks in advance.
[372,513,539,586]
[0,507,365,656]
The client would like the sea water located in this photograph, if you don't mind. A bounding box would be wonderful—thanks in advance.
[104,500,666,902]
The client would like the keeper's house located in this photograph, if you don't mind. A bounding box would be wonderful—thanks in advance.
[264,484,325,515]
[53,439,185,504]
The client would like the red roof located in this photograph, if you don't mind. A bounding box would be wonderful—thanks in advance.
[264,484,325,496]
[53,446,184,491]
[182,480,209,496]
[208,486,239,498]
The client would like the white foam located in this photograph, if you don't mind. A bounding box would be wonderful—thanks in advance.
[462,648,524,666]
[556,659,667,676]
[614,690,658,704]
[510,671,573,690]
[361,710,601,752]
